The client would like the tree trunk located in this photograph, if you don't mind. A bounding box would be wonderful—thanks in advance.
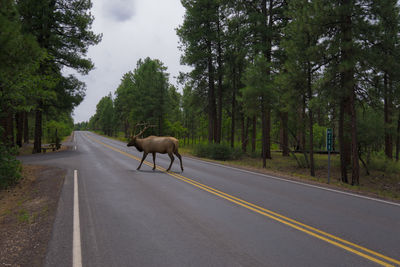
[216,9,223,144]
[0,108,14,146]
[301,93,310,168]
[339,98,349,183]
[230,70,236,148]
[301,94,307,151]
[307,63,315,177]
[340,0,359,185]
[207,39,216,143]
[332,106,336,151]
[33,107,42,154]
[281,111,289,156]
[24,111,29,144]
[259,0,272,163]
[241,114,246,152]
[16,112,23,147]
[241,115,250,153]
[252,115,256,153]
[396,111,400,161]
[350,88,360,185]
[266,107,271,159]
[384,73,393,159]
[261,99,267,168]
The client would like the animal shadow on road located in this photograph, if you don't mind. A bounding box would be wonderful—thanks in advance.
[135,169,163,173]
[132,169,183,174]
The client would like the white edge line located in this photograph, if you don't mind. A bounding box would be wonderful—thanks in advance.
[187,157,400,207]
[73,170,82,267]
[91,132,400,208]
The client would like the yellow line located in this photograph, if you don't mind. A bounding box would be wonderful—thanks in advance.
[85,134,399,267]
[170,173,400,266]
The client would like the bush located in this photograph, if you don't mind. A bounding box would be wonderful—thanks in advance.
[194,143,242,160]
[369,154,400,174]
[0,145,22,189]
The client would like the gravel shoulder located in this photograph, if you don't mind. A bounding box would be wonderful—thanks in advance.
[0,165,65,267]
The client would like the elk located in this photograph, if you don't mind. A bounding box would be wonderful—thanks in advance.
[127,124,184,172]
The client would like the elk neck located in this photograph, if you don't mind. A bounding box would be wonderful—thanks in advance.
[135,138,144,152]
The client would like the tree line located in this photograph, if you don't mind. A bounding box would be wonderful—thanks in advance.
[0,0,100,188]
[82,0,400,187]
[81,57,186,139]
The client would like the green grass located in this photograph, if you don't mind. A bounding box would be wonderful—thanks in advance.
[17,209,30,223]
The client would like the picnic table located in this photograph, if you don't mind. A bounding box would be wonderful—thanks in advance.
[41,143,61,153]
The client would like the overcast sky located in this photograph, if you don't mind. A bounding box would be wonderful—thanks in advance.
[70,0,191,123]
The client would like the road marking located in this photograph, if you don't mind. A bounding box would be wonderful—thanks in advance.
[73,170,82,267]
[185,157,400,207]
[85,133,400,267]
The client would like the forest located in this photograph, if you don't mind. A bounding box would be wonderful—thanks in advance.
[0,0,101,188]
[2,0,400,191]
[83,0,400,188]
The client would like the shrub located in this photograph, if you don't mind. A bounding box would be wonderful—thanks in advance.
[194,143,242,160]
[369,154,400,174]
[0,144,22,189]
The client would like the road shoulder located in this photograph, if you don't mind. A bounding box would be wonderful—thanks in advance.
[0,165,65,266]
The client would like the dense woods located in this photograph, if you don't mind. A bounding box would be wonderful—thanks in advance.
[0,0,101,188]
[87,0,400,187]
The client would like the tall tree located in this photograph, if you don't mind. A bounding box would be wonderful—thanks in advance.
[18,0,101,153]
[95,93,115,136]
[281,0,325,176]
[114,58,171,136]
[177,0,220,143]
[369,0,400,159]
[0,0,43,147]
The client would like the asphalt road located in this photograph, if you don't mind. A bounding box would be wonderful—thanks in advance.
[20,131,400,267]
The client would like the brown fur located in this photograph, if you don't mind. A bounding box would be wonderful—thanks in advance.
[127,135,184,172]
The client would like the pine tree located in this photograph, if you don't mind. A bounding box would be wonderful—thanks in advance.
[177,0,221,143]
[17,0,101,153]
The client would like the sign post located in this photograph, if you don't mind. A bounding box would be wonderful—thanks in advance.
[326,128,333,184]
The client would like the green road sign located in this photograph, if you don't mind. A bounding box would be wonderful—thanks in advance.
[326,128,333,152]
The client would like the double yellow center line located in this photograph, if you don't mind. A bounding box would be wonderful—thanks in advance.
[85,134,400,267]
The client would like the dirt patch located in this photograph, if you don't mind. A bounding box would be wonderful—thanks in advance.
[0,165,65,267]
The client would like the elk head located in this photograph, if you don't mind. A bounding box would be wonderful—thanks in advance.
[127,123,151,148]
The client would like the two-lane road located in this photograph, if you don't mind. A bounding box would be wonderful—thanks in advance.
[20,131,400,266]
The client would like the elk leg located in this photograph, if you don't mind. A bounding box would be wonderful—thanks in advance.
[166,153,174,171]
[137,152,148,170]
[174,151,184,172]
[152,152,156,170]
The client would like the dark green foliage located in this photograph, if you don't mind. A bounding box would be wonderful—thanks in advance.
[194,143,242,160]
[16,0,101,153]
[94,94,115,136]
[113,57,183,137]
[0,128,21,189]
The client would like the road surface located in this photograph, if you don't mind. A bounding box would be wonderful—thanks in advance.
[20,131,400,267]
